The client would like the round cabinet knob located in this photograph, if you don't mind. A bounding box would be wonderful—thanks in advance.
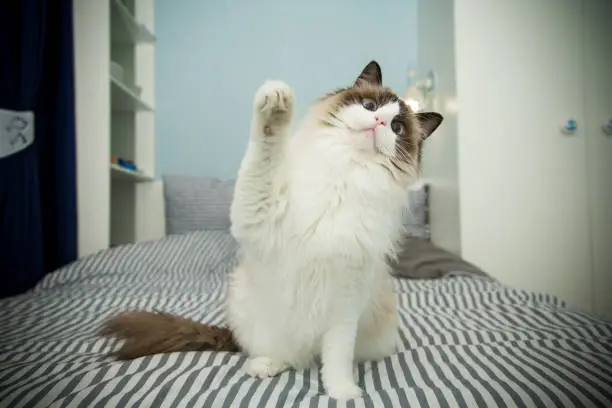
[602,119,612,136]
[561,119,578,135]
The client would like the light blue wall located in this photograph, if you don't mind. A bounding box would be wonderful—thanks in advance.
[155,0,418,179]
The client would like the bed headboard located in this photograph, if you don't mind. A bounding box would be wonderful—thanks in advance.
[154,176,431,240]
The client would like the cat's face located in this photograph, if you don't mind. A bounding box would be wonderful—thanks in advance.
[315,61,443,175]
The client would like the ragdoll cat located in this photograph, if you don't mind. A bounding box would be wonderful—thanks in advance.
[101,60,443,400]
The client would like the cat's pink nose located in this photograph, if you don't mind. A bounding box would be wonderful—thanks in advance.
[365,117,386,133]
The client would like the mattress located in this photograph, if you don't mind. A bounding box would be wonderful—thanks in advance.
[1,231,611,408]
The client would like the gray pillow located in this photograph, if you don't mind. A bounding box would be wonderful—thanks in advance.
[403,183,430,240]
[390,235,489,280]
[163,175,235,235]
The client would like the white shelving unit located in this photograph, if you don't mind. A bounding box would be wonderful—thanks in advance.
[108,0,158,247]
[75,0,164,257]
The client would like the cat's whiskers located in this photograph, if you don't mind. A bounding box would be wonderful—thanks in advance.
[395,146,414,167]
[327,112,348,129]
[373,144,411,178]
[377,142,413,169]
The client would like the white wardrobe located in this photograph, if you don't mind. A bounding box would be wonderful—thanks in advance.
[450,0,612,318]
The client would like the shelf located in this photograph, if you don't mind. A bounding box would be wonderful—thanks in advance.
[110,75,153,112]
[111,0,156,44]
[110,163,154,182]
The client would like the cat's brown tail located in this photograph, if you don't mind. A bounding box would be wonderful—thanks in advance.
[99,310,240,360]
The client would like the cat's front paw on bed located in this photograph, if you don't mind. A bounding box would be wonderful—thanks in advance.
[245,356,289,379]
[326,381,363,401]
[254,80,294,129]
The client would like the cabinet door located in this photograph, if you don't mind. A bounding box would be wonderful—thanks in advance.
[584,0,612,319]
[455,0,593,311]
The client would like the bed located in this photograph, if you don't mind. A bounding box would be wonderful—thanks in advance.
[1,229,611,408]
[1,179,611,408]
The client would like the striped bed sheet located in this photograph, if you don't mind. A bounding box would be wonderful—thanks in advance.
[1,231,611,408]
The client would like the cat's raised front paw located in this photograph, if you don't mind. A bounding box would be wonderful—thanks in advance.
[254,80,294,127]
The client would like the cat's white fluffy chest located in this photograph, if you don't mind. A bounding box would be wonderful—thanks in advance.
[285,136,408,260]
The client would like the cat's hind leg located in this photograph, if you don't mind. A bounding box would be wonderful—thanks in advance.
[230,80,294,241]
[227,266,293,379]
[354,278,399,362]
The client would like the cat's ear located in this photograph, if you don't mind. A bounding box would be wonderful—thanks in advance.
[415,112,443,140]
[354,60,383,87]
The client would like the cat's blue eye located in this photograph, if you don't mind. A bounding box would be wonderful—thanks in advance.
[391,121,405,135]
[362,99,376,111]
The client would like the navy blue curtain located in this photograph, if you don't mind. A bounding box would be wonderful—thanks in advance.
[0,0,77,297]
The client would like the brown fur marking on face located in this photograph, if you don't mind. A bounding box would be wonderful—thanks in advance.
[314,61,443,177]
[320,86,421,166]
[332,86,400,111]
[99,310,239,360]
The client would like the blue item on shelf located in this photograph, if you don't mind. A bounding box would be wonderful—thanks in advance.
[118,158,137,171]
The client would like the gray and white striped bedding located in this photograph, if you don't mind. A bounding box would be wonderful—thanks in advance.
[1,231,611,408]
